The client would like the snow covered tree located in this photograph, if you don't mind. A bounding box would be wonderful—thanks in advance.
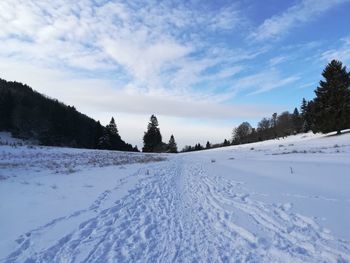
[143,115,163,152]
[168,134,178,153]
[312,60,350,134]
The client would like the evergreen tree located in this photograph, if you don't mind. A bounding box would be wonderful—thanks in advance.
[104,117,122,149]
[143,115,163,152]
[292,108,302,133]
[194,143,203,151]
[300,98,314,132]
[168,134,178,153]
[206,141,211,149]
[94,121,104,148]
[271,113,278,138]
[106,117,119,136]
[223,139,229,146]
[313,60,350,134]
[301,98,308,116]
[0,89,13,130]
[300,98,308,132]
[98,128,111,149]
[0,78,136,151]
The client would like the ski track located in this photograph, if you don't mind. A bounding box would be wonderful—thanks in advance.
[2,156,350,263]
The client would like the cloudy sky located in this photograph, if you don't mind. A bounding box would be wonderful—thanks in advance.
[1,0,350,148]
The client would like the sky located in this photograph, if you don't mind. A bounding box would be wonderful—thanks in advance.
[1,0,350,149]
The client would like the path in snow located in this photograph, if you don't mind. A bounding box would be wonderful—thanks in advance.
[2,156,350,263]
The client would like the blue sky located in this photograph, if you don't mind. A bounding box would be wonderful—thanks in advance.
[1,0,350,148]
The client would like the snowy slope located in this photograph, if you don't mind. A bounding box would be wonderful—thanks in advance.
[1,131,350,262]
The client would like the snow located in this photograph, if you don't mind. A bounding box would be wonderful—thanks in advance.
[0,131,350,262]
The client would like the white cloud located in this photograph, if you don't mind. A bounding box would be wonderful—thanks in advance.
[321,37,350,64]
[250,0,350,41]
[230,69,299,95]
[0,0,252,102]
[269,56,288,66]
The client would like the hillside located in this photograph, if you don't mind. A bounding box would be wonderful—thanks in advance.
[0,78,136,151]
[0,131,349,262]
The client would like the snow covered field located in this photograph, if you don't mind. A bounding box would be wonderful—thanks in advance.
[1,131,350,262]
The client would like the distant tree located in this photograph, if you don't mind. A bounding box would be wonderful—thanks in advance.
[257,117,270,131]
[133,145,139,152]
[0,89,13,130]
[257,117,271,140]
[106,117,118,136]
[223,139,230,146]
[206,141,211,149]
[300,98,309,132]
[98,128,111,149]
[276,111,293,137]
[181,145,191,152]
[143,115,163,152]
[194,143,203,151]
[312,60,350,134]
[105,117,123,149]
[271,113,278,138]
[232,122,252,144]
[94,121,104,148]
[292,108,302,133]
[168,134,178,153]
[0,78,136,151]
[300,98,315,132]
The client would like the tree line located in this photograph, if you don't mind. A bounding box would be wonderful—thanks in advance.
[0,79,137,151]
[182,59,350,151]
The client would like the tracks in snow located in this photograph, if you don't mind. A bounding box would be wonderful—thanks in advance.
[183,161,350,262]
[2,156,350,262]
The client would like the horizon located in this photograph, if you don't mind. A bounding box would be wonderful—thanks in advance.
[1,0,350,149]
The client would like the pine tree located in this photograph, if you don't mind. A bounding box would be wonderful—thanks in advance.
[94,121,104,148]
[292,108,302,134]
[133,145,139,152]
[223,139,229,146]
[206,141,211,149]
[313,60,350,134]
[106,117,123,149]
[168,134,178,153]
[271,113,278,138]
[300,98,308,132]
[98,128,110,149]
[143,115,163,152]
[194,143,203,151]
[106,117,118,136]
[300,98,315,132]
[0,90,13,130]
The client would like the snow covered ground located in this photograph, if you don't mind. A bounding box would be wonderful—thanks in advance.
[0,131,350,262]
